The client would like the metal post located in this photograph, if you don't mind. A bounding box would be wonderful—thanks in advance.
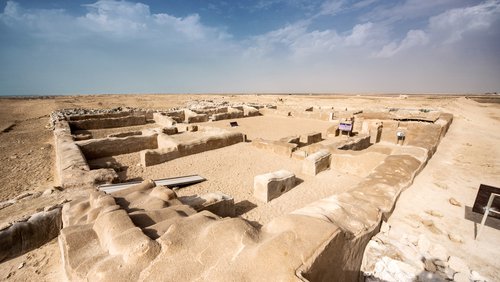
[476,193,500,240]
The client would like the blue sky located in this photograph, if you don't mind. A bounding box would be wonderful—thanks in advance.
[0,0,499,95]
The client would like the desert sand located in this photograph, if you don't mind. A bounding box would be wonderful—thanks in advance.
[0,94,498,281]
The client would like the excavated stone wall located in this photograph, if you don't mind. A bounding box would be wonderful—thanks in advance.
[69,115,147,130]
[54,120,117,188]
[77,134,158,159]
[141,130,244,166]
[56,112,452,281]
[50,107,453,281]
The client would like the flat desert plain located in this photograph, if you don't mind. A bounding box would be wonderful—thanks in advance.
[0,94,499,281]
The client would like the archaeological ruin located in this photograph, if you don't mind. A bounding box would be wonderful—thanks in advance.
[0,100,455,281]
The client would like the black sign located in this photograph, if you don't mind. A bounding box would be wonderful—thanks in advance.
[472,184,500,220]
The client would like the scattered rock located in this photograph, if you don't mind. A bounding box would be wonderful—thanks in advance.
[372,256,420,281]
[470,270,487,281]
[442,267,456,280]
[448,233,464,243]
[425,210,444,218]
[428,244,448,262]
[449,197,462,207]
[421,219,443,234]
[417,235,431,254]
[424,258,437,272]
[435,182,448,190]
[42,188,54,196]
[18,262,25,269]
[454,271,470,282]
[418,271,443,282]
[380,222,391,233]
[448,256,470,276]
[433,259,447,268]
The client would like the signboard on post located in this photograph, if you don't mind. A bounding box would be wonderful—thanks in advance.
[339,123,353,132]
[473,184,500,220]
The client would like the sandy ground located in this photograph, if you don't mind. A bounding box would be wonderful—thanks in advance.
[0,94,499,281]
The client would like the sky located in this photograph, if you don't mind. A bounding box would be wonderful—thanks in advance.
[0,0,499,95]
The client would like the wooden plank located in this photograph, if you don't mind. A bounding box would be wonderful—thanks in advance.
[472,184,500,220]
[98,175,206,194]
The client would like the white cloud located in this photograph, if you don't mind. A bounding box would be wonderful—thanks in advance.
[79,1,150,35]
[363,0,470,23]
[318,0,345,16]
[428,0,500,43]
[0,0,228,42]
[352,0,378,9]
[344,22,375,46]
[376,29,428,58]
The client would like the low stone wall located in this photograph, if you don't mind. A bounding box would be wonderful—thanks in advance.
[153,112,177,127]
[108,131,142,138]
[69,115,147,130]
[293,154,424,281]
[54,121,117,188]
[165,110,185,123]
[185,109,208,123]
[212,107,245,121]
[0,206,63,262]
[331,151,388,177]
[141,131,244,167]
[252,138,298,157]
[192,107,228,115]
[379,120,400,143]
[300,132,322,145]
[178,133,243,155]
[77,134,158,160]
[68,111,138,121]
[338,135,371,151]
[243,106,260,117]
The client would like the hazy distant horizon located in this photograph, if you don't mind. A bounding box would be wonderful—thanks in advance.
[1,0,499,95]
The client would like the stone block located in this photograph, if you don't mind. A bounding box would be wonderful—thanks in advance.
[181,192,235,217]
[302,150,331,176]
[184,109,208,123]
[162,126,178,135]
[187,125,198,132]
[252,139,297,157]
[140,147,180,167]
[368,122,382,143]
[153,112,177,127]
[243,106,260,117]
[254,170,296,202]
[300,132,322,145]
